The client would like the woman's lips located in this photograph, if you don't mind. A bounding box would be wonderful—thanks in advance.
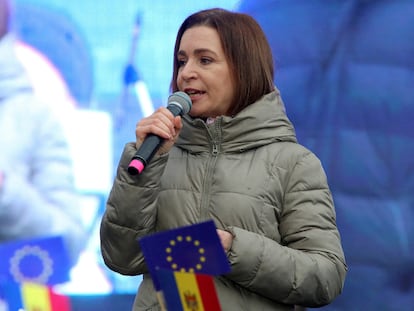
[185,89,205,101]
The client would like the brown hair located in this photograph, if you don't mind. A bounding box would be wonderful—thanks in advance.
[170,8,275,116]
[0,0,10,38]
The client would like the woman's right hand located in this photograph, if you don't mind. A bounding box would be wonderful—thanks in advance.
[135,107,183,155]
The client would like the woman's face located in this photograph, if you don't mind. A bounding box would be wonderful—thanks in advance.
[176,26,235,118]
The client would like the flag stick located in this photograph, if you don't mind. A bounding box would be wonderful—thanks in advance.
[156,291,167,311]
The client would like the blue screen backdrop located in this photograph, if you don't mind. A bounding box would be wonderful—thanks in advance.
[8,0,414,309]
[239,1,414,310]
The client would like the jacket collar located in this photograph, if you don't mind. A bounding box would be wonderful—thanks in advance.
[177,90,297,154]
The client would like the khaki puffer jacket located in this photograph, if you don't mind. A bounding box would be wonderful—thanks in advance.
[100,91,347,310]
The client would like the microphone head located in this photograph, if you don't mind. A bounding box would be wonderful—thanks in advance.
[168,91,192,114]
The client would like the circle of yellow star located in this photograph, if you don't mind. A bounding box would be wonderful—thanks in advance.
[9,245,53,284]
[165,236,206,272]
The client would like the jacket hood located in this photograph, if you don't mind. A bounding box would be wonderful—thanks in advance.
[177,90,297,154]
[0,33,32,101]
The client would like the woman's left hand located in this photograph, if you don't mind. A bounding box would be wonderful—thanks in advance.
[216,229,233,252]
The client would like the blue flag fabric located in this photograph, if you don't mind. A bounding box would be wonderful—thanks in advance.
[139,220,231,290]
[0,235,71,286]
[0,282,22,311]
[1,282,27,311]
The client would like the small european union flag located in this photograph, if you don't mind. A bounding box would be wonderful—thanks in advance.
[0,235,71,286]
[139,220,231,290]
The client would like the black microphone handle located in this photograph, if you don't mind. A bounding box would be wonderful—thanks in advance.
[130,134,162,166]
[127,103,184,175]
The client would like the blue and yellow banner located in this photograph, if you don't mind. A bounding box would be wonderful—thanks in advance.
[0,235,71,286]
[157,269,222,311]
[139,220,231,290]
[2,282,72,311]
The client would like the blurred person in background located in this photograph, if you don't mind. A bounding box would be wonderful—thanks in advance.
[0,0,85,265]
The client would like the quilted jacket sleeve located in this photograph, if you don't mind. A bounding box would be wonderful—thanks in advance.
[225,149,347,307]
[100,143,168,275]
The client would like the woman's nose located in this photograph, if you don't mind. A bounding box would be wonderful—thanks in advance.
[180,61,197,81]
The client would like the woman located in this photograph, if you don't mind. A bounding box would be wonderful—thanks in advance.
[100,8,346,311]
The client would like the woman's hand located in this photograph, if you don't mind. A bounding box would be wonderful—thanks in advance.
[135,107,183,155]
[217,229,233,253]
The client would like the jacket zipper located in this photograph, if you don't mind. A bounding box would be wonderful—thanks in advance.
[199,120,221,220]
[212,143,219,156]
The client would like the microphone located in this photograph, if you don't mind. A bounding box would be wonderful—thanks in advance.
[127,91,192,175]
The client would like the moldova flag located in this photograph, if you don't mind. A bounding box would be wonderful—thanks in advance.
[0,235,71,286]
[1,282,71,311]
[139,220,231,290]
[156,270,221,311]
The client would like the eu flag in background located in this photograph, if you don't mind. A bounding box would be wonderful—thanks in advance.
[1,282,72,311]
[0,235,71,286]
[139,220,231,290]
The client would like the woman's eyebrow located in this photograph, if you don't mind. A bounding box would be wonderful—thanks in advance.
[177,48,217,57]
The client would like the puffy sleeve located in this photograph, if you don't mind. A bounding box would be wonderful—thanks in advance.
[100,143,168,275]
[0,101,86,265]
[225,149,347,307]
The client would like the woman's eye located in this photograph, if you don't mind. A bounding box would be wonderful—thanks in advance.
[177,59,187,66]
[200,57,212,65]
